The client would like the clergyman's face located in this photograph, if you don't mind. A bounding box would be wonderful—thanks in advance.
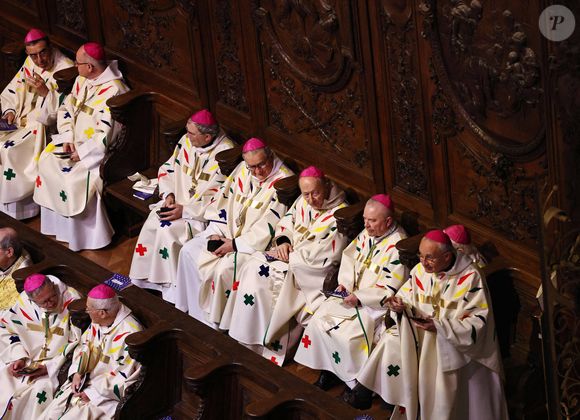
[26,40,53,70]
[186,121,212,147]
[418,238,453,273]
[363,203,391,237]
[299,177,327,210]
[244,150,273,181]
[31,283,60,312]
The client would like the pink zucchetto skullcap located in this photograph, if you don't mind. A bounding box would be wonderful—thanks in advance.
[88,284,116,299]
[24,28,47,44]
[424,229,452,246]
[444,224,471,245]
[83,42,105,61]
[24,273,47,293]
[190,109,216,126]
[300,166,325,178]
[371,194,394,211]
[242,137,267,153]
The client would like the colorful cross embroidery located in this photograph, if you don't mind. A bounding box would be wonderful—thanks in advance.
[232,281,239,291]
[301,335,312,348]
[332,351,341,364]
[59,190,67,202]
[270,356,278,365]
[160,220,172,227]
[3,168,15,180]
[84,127,95,139]
[35,176,42,187]
[159,247,169,259]
[135,244,147,256]
[219,209,227,220]
[387,364,400,377]
[61,167,72,173]
[270,340,283,351]
[3,140,14,148]
[9,335,20,344]
[225,289,231,298]
[243,294,255,306]
[258,264,269,277]
[36,390,47,404]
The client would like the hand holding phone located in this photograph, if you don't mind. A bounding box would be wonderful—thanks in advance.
[207,239,225,252]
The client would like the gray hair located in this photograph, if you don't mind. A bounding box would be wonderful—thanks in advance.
[88,295,121,312]
[242,146,273,159]
[365,198,393,218]
[434,240,455,254]
[194,122,219,138]
[0,227,22,259]
[26,276,54,299]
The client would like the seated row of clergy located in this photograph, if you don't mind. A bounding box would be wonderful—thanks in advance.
[0,29,129,251]
[0,274,142,419]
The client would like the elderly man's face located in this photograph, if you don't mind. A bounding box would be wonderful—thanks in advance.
[244,149,273,181]
[186,121,213,148]
[31,283,60,312]
[299,176,327,210]
[26,40,53,70]
[363,203,392,238]
[418,238,453,273]
[75,47,91,78]
[0,246,14,269]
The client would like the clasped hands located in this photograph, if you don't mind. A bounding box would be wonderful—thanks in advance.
[71,373,90,402]
[9,358,47,380]
[265,242,293,262]
[385,296,436,332]
[335,285,360,308]
[62,143,80,161]
[157,193,183,221]
[208,235,234,257]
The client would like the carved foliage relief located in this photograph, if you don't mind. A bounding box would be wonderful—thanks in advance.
[211,0,249,113]
[55,0,87,36]
[379,0,430,198]
[254,1,371,174]
[103,0,195,85]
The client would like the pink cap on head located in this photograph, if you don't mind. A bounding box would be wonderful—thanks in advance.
[24,273,47,293]
[371,194,394,211]
[300,166,325,178]
[190,109,216,126]
[242,137,267,153]
[83,42,105,60]
[444,224,471,245]
[88,284,116,299]
[424,229,452,245]
[24,28,47,44]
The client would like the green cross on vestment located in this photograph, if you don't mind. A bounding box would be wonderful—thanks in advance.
[243,293,255,306]
[332,351,341,364]
[271,340,283,351]
[59,190,67,202]
[36,390,47,404]
[387,364,400,376]
[159,247,169,259]
[3,168,15,180]
[225,289,231,298]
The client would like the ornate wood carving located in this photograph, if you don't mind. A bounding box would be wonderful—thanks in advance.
[421,0,545,159]
[213,0,249,112]
[428,58,462,144]
[55,0,87,36]
[379,1,429,198]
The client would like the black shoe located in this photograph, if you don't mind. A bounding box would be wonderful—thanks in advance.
[342,384,373,410]
[313,370,343,391]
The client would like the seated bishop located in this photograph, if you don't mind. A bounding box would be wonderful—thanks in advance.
[33,42,129,251]
[129,109,234,303]
[0,274,81,419]
[223,166,349,362]
[293,195,409,391]
[39,284,143,420]
[174,138,293,327]
[0,29,73,220]
[444,224,487,268]
[0,227,33,314]
[354,230,508,418]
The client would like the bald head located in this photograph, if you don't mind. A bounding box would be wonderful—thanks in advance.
[75,45,106,79]
[363,199,393,237]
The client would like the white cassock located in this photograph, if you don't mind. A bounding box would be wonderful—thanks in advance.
[174,156,293,326]
[38,304,143,420]
[129,131,234,302]
[0,250,32,315]
[293,224,408,384]
[0,276,81,419]
[357,253,509,420]
[0,49,73,219]
[33,61,129,251]
[223,183,348,364]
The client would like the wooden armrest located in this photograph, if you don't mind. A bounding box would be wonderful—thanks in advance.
[53,66,78,94]
[274,175,300,207]
[66,298,92,332]
[244,390,297,417]
[184,356,232,392]
[12,260,55,292]
[107,90,155,124]
[216,146,243,177]
[1,41,25,64]
[161,118,188,151]
[124,321,181,363]
[334,202,365,239]
[396,234,422,270]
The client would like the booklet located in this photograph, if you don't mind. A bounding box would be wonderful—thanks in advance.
[0,120,17,131]
[104,273,132,291]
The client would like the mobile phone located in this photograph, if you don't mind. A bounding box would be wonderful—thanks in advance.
[156,207,172,218]
[410,316,429,323]
[264,253,277,262]
[207,239,224,252]
[17,366,40,375]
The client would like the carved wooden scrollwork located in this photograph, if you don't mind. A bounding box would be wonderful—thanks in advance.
[55,0,87,36]
[420,0,545,159]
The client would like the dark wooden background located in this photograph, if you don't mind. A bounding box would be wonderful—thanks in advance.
[1,0,579,370]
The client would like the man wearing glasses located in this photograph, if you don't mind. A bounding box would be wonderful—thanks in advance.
[354,230,508,418]
[175,138,293,328]
[0,29,73,220]
[0,273,81,419]
[34,42,129,251]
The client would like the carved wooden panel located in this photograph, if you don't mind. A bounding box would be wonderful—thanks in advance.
[253,0,378,192]
[53,0,88,37]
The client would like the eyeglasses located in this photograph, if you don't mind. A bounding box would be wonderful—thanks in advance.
[28,48,50,59]
[74,61,90,67]
[417,251,449,263]
[85,307,107,313]
[246,159,270,171]
[34,292,58,307]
